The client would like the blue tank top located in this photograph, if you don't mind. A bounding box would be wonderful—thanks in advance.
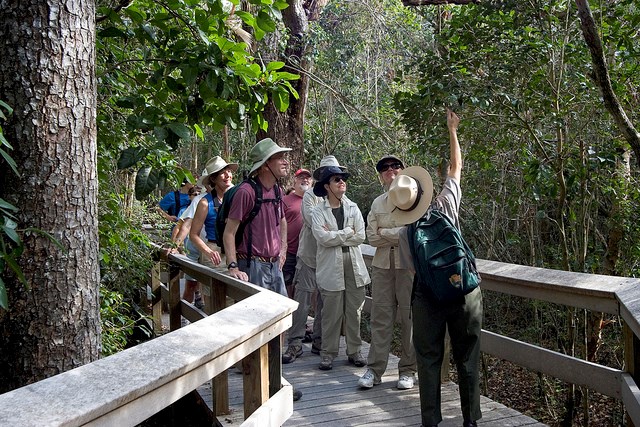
[203,193,219,242]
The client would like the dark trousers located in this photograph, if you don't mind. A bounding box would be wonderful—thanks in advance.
[412,287,483,425]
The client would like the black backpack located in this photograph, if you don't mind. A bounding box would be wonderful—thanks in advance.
[215,177,282,262]
[408,209,481,302]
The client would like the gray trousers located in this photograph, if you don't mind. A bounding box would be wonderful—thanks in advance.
[413,287,483,425]
[287,259,323,348]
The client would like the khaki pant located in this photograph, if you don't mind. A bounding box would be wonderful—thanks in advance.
[319,252,365,358]
[199,241,226,269]
[367,255,416,380]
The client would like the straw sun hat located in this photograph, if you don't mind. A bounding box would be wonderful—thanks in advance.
[387,166,434,225]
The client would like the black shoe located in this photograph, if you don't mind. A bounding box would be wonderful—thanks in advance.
[311,344,321,355]
[302,332,313,343]
[463,421,477,427]
[293,388,302,401]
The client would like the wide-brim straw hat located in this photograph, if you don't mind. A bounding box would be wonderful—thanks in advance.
[312,155,347,180]
[387,166,434,225]
[313,166,351,197]
[248,138,292,176]
[197,156,238,186]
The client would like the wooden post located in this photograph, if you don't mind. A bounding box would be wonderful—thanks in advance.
[209,277,230,415]
[151,262,163,335]
[242,344,269,418]
[624,322,639,427]
[168,262,181,332]
[268,336,283,397]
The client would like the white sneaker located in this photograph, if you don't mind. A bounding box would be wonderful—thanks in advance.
[397,374,416,390]
[358,369,381,389]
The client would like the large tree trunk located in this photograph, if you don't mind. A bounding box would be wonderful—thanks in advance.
[0,0,101,392]
[257,0,327,173]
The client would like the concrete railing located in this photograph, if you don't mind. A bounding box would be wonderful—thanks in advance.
[0,248,298,427]
[361,244,640,424]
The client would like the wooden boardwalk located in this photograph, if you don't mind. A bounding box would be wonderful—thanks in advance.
[198,336,547,426]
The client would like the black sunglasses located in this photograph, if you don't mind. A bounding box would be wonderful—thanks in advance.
[380,162,403,172]
[331,176,347,183]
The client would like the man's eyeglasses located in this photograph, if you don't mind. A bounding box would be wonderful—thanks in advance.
[331,176,347,183]
[380,162,403,172]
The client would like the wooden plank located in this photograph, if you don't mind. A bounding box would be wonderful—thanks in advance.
[481,330,622,399]
[241,378,293,427]
[621,373,640,426]
[168,262,182,331]
[243,345,269,418]
[0,292,296,427]
[151,262,163,335]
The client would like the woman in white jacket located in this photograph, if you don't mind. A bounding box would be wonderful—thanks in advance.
[311,165,371,370]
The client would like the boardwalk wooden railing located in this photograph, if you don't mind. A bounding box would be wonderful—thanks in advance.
[361,245,640,424]
[1,243,640,426]
[0,247,298,427]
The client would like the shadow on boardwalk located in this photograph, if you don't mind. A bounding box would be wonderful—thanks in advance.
[199,335,547,426]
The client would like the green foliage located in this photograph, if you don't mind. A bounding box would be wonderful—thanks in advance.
[393,0,640,274]
[96,0,299,199]
[100,286,139,356]
[0,100,20,310]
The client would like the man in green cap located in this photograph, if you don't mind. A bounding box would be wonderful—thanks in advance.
[223,138,291,296]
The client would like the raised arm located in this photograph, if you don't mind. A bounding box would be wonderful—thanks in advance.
[447,109,462,182]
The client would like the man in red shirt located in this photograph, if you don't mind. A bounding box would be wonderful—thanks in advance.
[282,168,312,298]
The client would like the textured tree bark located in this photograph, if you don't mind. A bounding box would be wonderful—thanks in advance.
[257,0,327,174]
[575,0,640,164]
[0,0,101,392]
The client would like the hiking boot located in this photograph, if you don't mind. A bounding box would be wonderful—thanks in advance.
[311,344,321,355]
[194,292,205,310]
[348,351,366,367]
[319,355,333,370]
[293,388,302,401]
[462,421,477,427]
[397,374,416,390]
[282,345,303,364]
[358,369,381,389]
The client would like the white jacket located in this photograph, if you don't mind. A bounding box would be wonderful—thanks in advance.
[311,197,371,291]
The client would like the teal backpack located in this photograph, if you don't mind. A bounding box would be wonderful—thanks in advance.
[408,209,481,302]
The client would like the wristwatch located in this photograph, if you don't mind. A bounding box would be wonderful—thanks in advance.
[228,262,238,270]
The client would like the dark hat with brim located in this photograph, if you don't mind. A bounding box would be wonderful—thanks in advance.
[313,166,351,197]
[376,155,405,172]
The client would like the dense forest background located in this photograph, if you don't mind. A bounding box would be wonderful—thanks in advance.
[1,0,639,425]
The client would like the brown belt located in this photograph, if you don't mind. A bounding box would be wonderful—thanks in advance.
[237,253,279,263]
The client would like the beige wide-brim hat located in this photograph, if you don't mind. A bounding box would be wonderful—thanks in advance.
[387,166,434,225]
[197,156,239,186]
[312,155,348,180]
[248,138,292,176]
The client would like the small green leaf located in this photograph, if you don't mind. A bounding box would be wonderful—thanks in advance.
[256,11,276,33]
[194,124,204,141]
[117,146,148,169]
[135,166,161,199]
[266,61,285,71]
[0,278,7,310]
[167,123,191,140]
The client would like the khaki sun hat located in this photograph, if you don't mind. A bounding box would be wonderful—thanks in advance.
[312,155,348,180]
[197,156,238,186]
[387,166,434,225]
[248,138,292,176]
